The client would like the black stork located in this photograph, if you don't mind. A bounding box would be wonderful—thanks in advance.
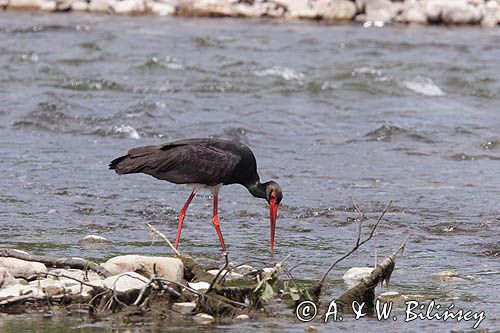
[109,138,283,256]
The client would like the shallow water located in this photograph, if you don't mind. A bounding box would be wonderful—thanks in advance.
[0,12,499,332]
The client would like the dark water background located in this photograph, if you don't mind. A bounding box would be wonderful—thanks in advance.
[0,12,499,332]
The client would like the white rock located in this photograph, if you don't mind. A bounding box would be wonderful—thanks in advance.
[188,281,210,292]
[67,284,94,297]
[342,267,374,286]
[422,0,444,22]
[433,270,465,281]
[0,284,45,299]
[0,258,47,278]
[71,0,89,10]
[113,0,146,13]
[80,235,110,243]
[148,0,175,15]
[102,255,183,283]
[280,0,318,18]
[49,268,103,284]
[379,291,400,298]
[172,301,197,314]
[233,264,256,276]
[7,0,44,9]
[0,268,16,288]
[103,272,148,292]
[262,267,274,274]
[234,314,250,321]
[88,0,115,12]
[315,0,357,20]
[207,269,243,281]
[188,0,238,16]
[364,0,402,22]
[397,0,427,23]
[481,0,499,26]
[193,313,215,324]
[441,0,483,24]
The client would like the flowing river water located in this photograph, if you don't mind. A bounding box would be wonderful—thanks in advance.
[0,12,499,332]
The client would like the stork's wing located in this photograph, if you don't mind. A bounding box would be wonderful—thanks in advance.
[111,142,242,186]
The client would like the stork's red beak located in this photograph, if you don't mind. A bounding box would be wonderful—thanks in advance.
[270,198,278,256]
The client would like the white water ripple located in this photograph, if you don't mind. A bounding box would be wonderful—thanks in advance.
[113,125,141,139]
[253,66,305,81]
[403,76,445,96]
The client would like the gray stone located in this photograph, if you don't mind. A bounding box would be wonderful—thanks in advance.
[88,0,115,12]
[48,268,103,284]
[103,272,149,292]
[481,0,500,26]
[7,0,44,9]
[233,264,256,276]
[113,0,146,13]
[364,0,402,22]
[102,255,183,283]
[433,270,465,281]
[342,267,374,286]
[172,301,197,314]
[0,258,47,279]
[277,0,318,19]
[71,0,89,10]
[188,281,210,292]
[441,0,482,24]
[397,0,427,23]
[0,268,16,289]
[207,269,243,281]
[314,0,357,20]
[147,0,176,15]
[193,313,215,324]
[234,314,250,321]
[422,0,443,22]
[80,235,110,243]
[0,284,45,300]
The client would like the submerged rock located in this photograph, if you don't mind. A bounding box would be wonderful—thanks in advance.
[342,267,374,286]
[433,270,467,282]
[102,255,183,282]
[172,301,197,314]
[103,272,149,292]
[193,313,215,324]
[0,258,48,279]
[234,314,250,321]
[80,235,110,243]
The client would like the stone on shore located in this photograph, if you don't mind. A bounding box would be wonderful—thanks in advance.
[314,0,357,20]
[71,0,89,10]
[396,0,427,23]
[234,314,250,321]
[7,0,44,9]
[113,0,146,13]
[188,281,210,292]
[441,0,482,24]
[147,0,176,15]
[0,284,45,300]
[0,268,16,289]
[102,255,184,282]
[172,301,197,314]
[88,0,116,12]
[0,258,48,279]
[207,269,243,281]
[103,272,149,292]
[481,0,500,26]
[363,0,402,22]
[278,0,318,19]
[193,313,215,324]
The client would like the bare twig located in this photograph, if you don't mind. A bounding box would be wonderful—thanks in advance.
[0,249,112,277]
[147,223,180,256]
[207,251,229,293]
[318,200,392,286]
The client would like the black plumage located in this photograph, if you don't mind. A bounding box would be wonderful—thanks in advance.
[109,138,283,255]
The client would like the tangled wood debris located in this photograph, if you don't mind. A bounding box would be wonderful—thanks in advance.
[0,198,411,323]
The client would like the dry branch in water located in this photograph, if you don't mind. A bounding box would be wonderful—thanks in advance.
[308,200,393,300]
[335,232,410,311]
[0,249,112,278]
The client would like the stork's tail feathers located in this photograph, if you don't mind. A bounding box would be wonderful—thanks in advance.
[109,155,129,174]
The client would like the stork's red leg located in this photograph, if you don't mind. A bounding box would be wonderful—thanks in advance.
[174,190,197,249]
[211,193,226,252]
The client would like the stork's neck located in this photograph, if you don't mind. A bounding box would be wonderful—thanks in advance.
[246,180,266,199]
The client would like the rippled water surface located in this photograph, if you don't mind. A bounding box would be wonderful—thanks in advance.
[0,12,499,332]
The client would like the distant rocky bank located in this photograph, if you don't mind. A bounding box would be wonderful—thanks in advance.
[1,0,500,26]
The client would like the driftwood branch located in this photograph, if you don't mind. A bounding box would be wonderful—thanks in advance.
[147,223,180,256]
[306,201,392,300]
[336,232,410,311]
[0,249,112,278]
